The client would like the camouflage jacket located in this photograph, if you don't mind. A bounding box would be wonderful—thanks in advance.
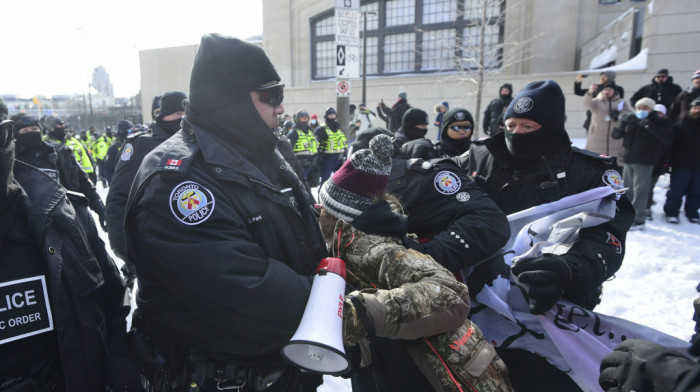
[332,220,513,392]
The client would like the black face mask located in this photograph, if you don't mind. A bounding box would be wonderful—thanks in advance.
[504,126,564,167]
[297,121,309,130]
[157,117,183,136]
[404,126,428,141]
[16,131,43,148]
[50,127,66,141]
[325,118,338,128]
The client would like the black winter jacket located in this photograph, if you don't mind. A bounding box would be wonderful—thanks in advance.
[386,156,510,272]
[630,76,683,109]
[125,118,327,362]
[611,112,674,165]
[670,87,700,123]
[9,161,139,391]
[457,132,634,301]
[483,87,513,136]
[105,124,170,259]
[15,140,105,216]
[377,99,411,133]
[669,115,700,170]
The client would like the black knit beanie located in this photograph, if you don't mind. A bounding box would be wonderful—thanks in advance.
[158,90,188,119]
[402,108,429,140]
[441,107,474,139]
[440,107,474,156]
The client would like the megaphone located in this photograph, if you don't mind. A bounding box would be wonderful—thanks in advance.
[281,257,350,375]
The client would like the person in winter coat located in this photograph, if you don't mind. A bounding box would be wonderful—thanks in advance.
[314,107,348,187]
[574,71,625,132]
[12,113,108,231]
[483,83,513,136]
[377,91,411,133]
[670,69,700,123]
[353,103,377,133]
[458,80,635,392]
[105,91,187,288]
[664,97,700,224]
[401,107,475,159]
[124,34,326,391]
[318,134,512,392]
[630,68,683,109]
[102,119,133,184]
[584,82,634,160]
[286,109,319,185]
[611,97,674,230]
[393,107,429,150]
[433,100,449,140]
[0,99,142,392]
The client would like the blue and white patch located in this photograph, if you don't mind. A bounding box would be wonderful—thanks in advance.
[120,143,134,161]
[602,169,624,192]
[456,191,471,202]
[434,171,461,195]
[513,96,534,114]
[169,181,216,225]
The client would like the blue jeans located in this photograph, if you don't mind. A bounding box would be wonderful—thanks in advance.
[319,153,344,185]
[664,168,700,219]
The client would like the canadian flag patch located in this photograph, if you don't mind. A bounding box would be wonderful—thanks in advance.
[167,159,182,166]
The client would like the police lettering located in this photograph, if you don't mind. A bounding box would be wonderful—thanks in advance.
[0,290,37,312]
[0,313,42,329]
[185,205,209,222]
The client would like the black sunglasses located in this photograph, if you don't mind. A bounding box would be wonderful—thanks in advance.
[256,83,285,107]
[1,120,15,148]
[449,124,473,132]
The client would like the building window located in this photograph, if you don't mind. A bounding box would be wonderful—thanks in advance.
[599,0,620,4]
[422,28,456,70]
[386,0,416,27]
[384,33,416,73]
[310,0,504,80]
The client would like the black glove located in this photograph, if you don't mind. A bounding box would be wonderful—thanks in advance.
[98,210,108,232]
[511,254,572,314]
[401,236,426,253]
[599,338,695,392]
[609,109,620,122]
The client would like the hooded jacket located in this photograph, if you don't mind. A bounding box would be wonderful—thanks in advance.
[483,83,513,135]
[630,75,683,109]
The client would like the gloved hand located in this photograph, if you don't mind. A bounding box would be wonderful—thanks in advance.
[343,293,369,345]
[511,254,572,314]
[98,210,108,232]
[401,235,426,254]
[599,338,695,392]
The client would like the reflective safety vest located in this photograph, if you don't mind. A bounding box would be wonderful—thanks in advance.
[292,129,318,156]
[65,137,95,174]
[320,126,347,153]
[94,136,110,161]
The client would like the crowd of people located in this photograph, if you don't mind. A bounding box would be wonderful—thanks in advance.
[1,31,699,392]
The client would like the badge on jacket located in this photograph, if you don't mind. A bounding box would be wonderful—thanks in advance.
[434,171,461,195]
[170,181,216,225]
[120,143,134,161]
[602,169,624,192]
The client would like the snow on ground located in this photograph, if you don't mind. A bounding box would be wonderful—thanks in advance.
[93,139,698,391]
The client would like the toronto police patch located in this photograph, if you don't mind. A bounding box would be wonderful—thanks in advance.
[513,96,534,114]
[602,169,624,192]
[169,181,216,225]
[434,171,461,195]
[120,143,134,161]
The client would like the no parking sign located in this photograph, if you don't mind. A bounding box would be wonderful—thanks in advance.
[336,80,351,96]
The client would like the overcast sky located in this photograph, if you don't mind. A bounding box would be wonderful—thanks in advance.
[2,0,263,98]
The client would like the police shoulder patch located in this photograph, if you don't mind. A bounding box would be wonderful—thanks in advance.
[602,169,624,192]
[120,143,134,161]
[434,171,461,195]
[169,181,216,225]
[456,191,471,202]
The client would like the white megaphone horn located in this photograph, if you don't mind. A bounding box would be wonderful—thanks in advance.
[281,257,350,375]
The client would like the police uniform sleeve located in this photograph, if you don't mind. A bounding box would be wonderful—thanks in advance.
[406,163,510,272]
[74,199,143,390]
[126,173,313,351]
[562,170,635,301]
[286,129,298,145]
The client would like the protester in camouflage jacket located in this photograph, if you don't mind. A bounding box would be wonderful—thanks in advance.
[318,134,512,392]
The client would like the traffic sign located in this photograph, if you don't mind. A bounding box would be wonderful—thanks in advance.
[336,80,351,96]
[336,45,360,79]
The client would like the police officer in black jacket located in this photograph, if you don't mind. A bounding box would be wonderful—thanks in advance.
[456,80,635,392]
[0,99,142,391]
[105,90,187,287]
[11,113,108,230]
[124,34,326,391]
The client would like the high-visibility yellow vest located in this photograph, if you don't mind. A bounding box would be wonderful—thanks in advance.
[94,136,110,161]
[319,126,347,153]
[292,129,318,155]
[65,137,94,174]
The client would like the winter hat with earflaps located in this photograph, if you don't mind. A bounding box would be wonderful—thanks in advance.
[319,134,393,222]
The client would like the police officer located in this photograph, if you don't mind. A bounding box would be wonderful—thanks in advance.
[401,107,475,159]
[314,107,348,187]
[12,113,107,230]
[0,98,142,392]
[457,80,635,391]
[124,34,326,391]
[286,109,318,186]
[102,119,133,184]
[105,90,187,287]
[93,129,112,187]
[44,115,97,185]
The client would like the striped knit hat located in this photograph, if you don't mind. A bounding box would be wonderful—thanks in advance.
[319,134,393,222]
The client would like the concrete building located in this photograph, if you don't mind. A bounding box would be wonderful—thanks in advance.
[139,0,700,139]
[92,66,115,102]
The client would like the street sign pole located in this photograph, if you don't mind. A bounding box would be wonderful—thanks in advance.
[335,0,360,139]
